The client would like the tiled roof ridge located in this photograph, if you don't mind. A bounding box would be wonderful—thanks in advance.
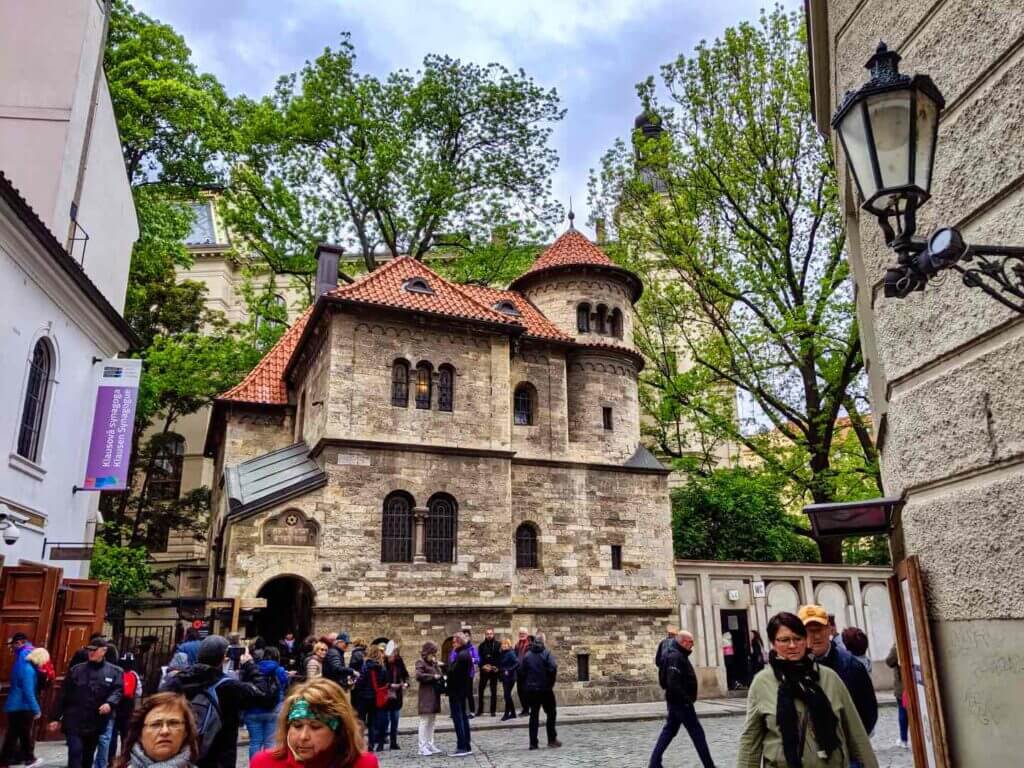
[218,305,314,404]
[455,282,573,342]
[522,228,614,276]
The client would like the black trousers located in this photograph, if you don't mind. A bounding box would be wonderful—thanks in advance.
[476,670,498,715]
[648,700,715,768]
[68,730,103,768]
[524,689,557,746]
[502,676,517,716]
[0,710,36,764]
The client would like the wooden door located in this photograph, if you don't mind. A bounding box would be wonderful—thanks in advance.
[36,578,109,738]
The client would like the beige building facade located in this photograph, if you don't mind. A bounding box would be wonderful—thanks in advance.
[807,1,1024,763]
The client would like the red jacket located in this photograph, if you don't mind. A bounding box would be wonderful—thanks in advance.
[250,748,378,768]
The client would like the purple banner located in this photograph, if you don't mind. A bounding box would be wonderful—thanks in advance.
[82,359,142,491]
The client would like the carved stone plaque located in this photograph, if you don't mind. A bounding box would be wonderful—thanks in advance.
[263,510,318,546]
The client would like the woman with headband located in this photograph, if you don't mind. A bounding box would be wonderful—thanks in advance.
[250,679,378,768]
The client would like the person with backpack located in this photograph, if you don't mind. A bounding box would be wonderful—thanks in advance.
[351,645,388,752]
[49,637,123,768]
[517,631,560,751]
[160,635,275,768]
[177,629,202,666]
[2,633,42,768]
[241,646,289,758]
[106,652,143,767]
[382,641,409,750]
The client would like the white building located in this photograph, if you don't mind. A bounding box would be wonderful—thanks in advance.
[0,0,138,575]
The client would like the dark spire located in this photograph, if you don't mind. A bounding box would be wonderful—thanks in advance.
[568,197,575,229]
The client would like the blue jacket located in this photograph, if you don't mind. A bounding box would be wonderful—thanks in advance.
[177,639,201,665]
[499,649,519,681]
[819,641,878,734]
[246,660,289,714]
[5,647,39,714]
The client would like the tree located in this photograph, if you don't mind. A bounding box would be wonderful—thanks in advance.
[589,8,879,562]
[672,468,820,562]
[222,38,565,286]
[89,535,152,598]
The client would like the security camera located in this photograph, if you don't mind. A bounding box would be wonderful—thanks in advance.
[0,505,22,545]
[2,524,19,546]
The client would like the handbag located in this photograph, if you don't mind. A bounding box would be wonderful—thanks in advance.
[372,670,389,708]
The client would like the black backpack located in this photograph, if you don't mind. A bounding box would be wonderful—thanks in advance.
[191,677,228,760]
[255,666,281,703]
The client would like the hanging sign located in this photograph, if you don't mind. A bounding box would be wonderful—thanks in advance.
[82,359,142,491]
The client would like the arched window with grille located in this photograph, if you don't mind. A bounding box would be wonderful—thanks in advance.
[515,523,539,569]
[391,359,410,407]
[438,364,455,412]
[17,338,53,462]
[149,434,185,501]
[595,304,608,334]
[576,303,591,333]
[610,308,624,339]
[513,383,535,426]
[426,493,457,563]
[415,362,433,409]
[381,491,414,563]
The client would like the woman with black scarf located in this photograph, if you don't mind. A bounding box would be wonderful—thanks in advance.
[736,612,878,768]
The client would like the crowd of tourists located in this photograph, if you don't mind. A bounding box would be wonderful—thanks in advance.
[0,604,904,768]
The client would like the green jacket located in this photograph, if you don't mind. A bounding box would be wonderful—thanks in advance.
[735,664,878,768]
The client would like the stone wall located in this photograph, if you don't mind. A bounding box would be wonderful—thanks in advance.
[521,271,635,348]
[565,351,641,463]
[296,321,331,449]
[809,1,1024,762]
[324,312,512,451]
[509,344,569,460]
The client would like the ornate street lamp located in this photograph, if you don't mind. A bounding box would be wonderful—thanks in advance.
[833,42,1024,312]
[803,497,904,539]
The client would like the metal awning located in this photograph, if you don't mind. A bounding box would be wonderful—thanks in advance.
[225,442,326,520]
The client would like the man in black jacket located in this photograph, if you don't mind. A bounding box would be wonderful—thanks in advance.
[648,631,716,768]
[517,631,561,750]
[322,632,355,689]
[446,632,473,756]
[161,635,274,768]
[49,638,123,768]
[476,627,501,717]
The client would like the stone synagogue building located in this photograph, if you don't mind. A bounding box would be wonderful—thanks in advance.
[202,226,677,704]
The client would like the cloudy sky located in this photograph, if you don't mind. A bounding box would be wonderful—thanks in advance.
[135,0,797,240]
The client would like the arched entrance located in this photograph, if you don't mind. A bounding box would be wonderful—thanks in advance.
[255,576,315,644]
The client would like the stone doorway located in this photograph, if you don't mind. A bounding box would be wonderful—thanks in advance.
[255,575,315,644]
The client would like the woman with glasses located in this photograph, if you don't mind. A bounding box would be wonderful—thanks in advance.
[736,612,879,768]
[306,642,328,680]
[251,678,378,768]
[112,692,197,768]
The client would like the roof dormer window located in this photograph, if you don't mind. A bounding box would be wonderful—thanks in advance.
[403,277,434,295]
[493,300,521,316]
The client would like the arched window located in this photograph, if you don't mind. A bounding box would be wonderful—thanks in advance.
[149,434,185,501]
[426,493,457,563]
[17,339,52,462]
[576,303,591,333]
[391,359,410,407]
[438,364,455,412]
[595,304,608,334]
[513,383,535,426]
[515,523,539,569]
[610,308,623,339]
[403,277,434,295]
[381,492,414,563]
[415,362,433,409]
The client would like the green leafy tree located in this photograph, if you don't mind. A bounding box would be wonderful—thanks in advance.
[89,535,152,597]
[589,7,879,562]
[223,38,565,286]
[672,468,820,562]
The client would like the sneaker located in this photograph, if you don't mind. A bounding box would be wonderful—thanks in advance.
[467,712,475,719]
[419,749,433,756]
[429,745,443,755]
[27,761,45,768]
[548,739,562,748]
[529,744,539,750]
[451,749,473,757]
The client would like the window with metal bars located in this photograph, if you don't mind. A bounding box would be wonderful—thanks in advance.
[515,523,539,569]
[425,493,457,563]
[577,654,590,682]
[17,339,52,462]
[391,359,409,407]
[415,362,433,409]
[149,435,185,501]
[381,492,414,562]
[611,544,623,571]
[438,365,454,412]
[513,383,534,426]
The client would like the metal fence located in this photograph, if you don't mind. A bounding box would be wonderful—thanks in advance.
[113,624,179,695]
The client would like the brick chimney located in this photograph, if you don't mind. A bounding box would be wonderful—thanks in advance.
[314,243,345,297]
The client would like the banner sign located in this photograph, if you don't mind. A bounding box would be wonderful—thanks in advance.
[82,359,142,491]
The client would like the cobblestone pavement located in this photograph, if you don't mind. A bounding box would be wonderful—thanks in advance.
[36,710,911,767]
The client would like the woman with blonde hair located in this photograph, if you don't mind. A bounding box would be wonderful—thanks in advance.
[250,678,378,768]
[112,692,198,768]
[351,645,388,752]
[306,642,328,680]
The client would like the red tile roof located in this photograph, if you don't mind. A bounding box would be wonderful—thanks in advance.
[219,305,314,404]
[457,284,572,342]
[519,228,615,276]
[325,257,519,327]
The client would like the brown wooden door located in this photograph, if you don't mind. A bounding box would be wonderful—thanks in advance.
[36,578,109,738]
